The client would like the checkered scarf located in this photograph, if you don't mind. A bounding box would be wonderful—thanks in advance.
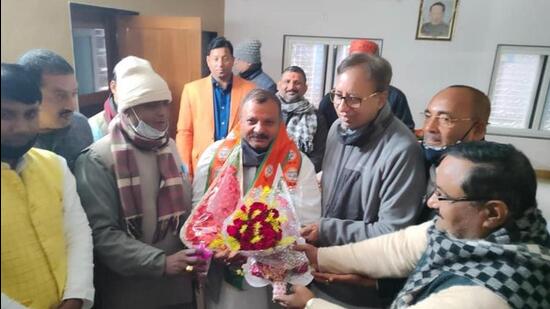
[279,95,317,154]
[392,208,550,309]
[110,114,188,243]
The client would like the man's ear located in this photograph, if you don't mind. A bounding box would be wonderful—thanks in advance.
[481,200,509,230]
[471,121,487,141]
[377,90,388,109]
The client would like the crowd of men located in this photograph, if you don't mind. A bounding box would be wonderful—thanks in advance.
[2,36,549,309]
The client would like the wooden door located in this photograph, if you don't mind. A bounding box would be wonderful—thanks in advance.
[117,16,202,138]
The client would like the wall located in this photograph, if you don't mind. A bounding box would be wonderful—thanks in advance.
[1,0,224,63]
[224,0,550,170]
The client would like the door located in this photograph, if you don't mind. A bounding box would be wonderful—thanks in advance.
[117,16,202,138]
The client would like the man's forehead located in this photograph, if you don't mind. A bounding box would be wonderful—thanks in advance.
[282,71,304,80]
[437,156,475,180]
[335,71,375,94]
[428,89,474,115]
[209,47,232,57]
[41,74,78,91]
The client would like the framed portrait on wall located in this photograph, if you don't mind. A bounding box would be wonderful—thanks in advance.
[416,0,458,41]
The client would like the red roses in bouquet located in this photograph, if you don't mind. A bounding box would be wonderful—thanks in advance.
[226,202,284,251]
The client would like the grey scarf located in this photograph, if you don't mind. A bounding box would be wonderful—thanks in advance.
[392,208,550,309]
[278,94,317,154]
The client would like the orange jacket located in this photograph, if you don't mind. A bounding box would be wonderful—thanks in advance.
[176,75,255,178]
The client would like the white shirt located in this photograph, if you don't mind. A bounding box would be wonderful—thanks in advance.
[1,154,95,309]
[193,140,321,225]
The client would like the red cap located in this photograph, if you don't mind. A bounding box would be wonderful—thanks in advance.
[349,39,379,55]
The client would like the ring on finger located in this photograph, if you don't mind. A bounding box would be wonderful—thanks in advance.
[185,265,194,272]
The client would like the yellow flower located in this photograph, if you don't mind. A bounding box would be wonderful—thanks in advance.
[226,236,241,251]
[250,235,263,244]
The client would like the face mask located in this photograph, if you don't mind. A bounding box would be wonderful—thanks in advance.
[422,143,447,166]
[1,135,38,162]
[130,108,167,140]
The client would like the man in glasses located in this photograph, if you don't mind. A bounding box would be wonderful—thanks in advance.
[300,53,426,308]
[419,85,491,221]
[276,141,549,309]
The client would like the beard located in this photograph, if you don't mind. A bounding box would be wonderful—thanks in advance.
[1,135,38,162]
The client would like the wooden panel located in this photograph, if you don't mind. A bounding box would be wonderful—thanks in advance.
[116,16,202,138]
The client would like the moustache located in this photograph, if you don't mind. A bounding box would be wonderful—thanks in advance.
[249,133,269,140]
[59,109,74,115]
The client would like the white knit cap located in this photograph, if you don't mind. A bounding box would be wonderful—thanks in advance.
[114,56,172,112]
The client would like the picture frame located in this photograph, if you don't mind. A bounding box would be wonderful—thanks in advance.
[415,0,458,41]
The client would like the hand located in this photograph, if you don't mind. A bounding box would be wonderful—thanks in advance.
[57,299,83,309]
[313,271,376,288]
[300,223,320,245]
[165,248,207,276]
[273,285,315,308]
[213,248,246,266]
[293,243,319,270]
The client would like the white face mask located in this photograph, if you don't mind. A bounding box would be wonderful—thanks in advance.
[130,108,167,140]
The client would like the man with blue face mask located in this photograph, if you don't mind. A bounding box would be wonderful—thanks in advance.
[418,85,490,222]
[74,56,206,309]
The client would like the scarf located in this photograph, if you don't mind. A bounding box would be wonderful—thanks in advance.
[103,95,117,123]
[392,208,550,309]
[207,124,302,191]
[336,123,373,146]
[279,95,318,154]
[242,139,267,167]
[110,114,189,243]
[239,63,263,80]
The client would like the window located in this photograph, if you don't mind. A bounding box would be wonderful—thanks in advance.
[487,45,550,138]
[70,3,137,116]
[282,35,383,107]
[73,28,109,94]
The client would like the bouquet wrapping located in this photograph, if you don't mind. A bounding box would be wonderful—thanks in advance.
[180,148,241,250]
[221,170,313,298]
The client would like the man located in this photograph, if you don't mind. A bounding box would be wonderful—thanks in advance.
[300,53,426,308]
[420,2,450,37]
[234,39,277,93]
[193,89,321,309]
[319,39,415,130]
[88,72,117,141]
[74,56,205,309]
[276,141,550,309]
[1,63,94,309]
[418,85,491,221]
[277,66,327,172]
[177,36,255,178]
[17,49,93,170]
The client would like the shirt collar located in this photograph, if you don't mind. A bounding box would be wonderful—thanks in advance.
[211,75,233,90]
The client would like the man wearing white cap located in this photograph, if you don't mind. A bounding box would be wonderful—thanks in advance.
[74,56,206,309]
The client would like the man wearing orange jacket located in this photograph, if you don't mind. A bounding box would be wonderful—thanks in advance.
[176,37,255,178]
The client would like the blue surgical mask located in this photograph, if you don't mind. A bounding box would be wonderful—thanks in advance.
[130,108,167,140]
[422,143,447,167]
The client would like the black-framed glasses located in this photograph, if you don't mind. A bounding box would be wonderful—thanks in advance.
[428,188,487,204]
[330,89,378,109]
[421,111,474,128]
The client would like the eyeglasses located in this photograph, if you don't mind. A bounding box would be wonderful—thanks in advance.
[421,111,474,128]
[428,188,487,204]
[330,89,378,109]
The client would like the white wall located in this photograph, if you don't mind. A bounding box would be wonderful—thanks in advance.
[224,0,550,170]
